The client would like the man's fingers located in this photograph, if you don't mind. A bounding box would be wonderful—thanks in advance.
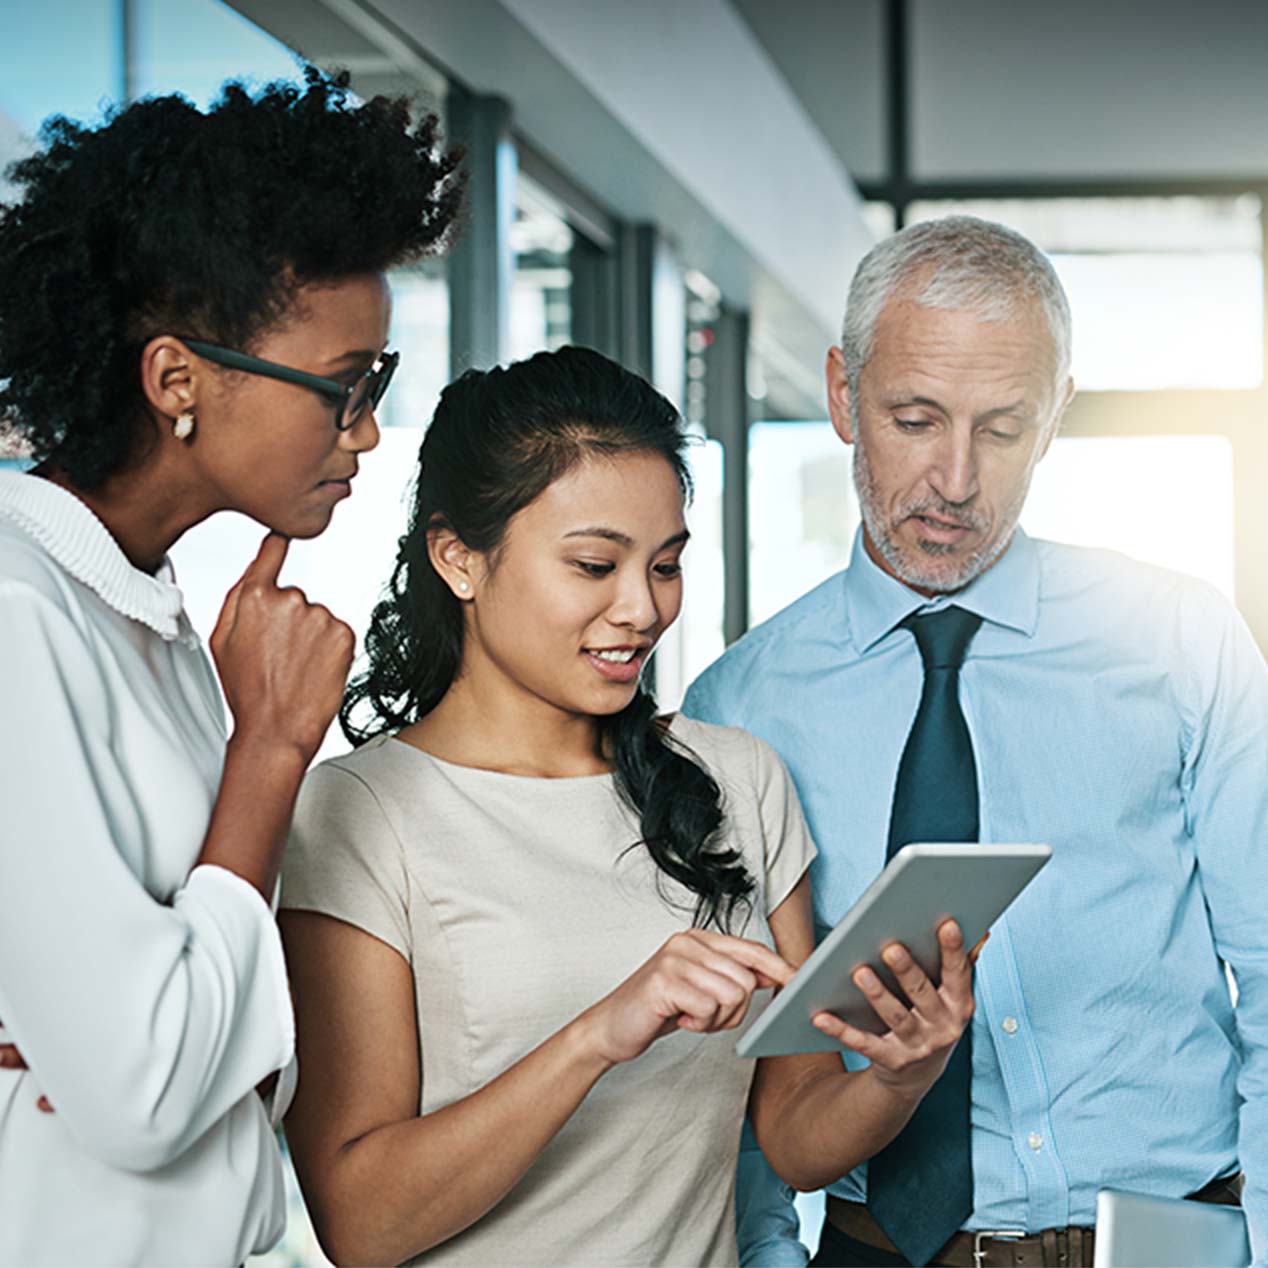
[853,964,917,1033]
[812,1012,884,1059]
[880,942,941,1010]
[933,920,973,977]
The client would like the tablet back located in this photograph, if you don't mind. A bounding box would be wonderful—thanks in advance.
[1093,1189,1249,1267]
[736,843,1050,1059]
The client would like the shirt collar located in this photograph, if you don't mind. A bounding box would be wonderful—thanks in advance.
[0,470,186,640]
[844,524,1040,654]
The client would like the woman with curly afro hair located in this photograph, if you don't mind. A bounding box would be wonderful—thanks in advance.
[0,68,460,1265]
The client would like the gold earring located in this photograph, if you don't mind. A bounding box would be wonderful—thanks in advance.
[173,411,195,440]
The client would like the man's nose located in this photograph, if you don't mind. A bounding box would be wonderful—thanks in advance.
[928,428,978,505]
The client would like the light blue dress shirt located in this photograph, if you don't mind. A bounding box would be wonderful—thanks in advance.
[684,528,1268,1266]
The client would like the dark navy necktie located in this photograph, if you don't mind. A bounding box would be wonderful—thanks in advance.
[867,605,982,1267]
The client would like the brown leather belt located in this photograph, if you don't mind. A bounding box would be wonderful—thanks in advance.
[825,1174,1242,1268]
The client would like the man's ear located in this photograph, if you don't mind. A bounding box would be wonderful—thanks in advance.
[826,346,856,445]
[1038,375,1076,461]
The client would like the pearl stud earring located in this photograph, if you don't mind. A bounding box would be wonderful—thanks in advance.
[457,580,470,593]
[173,411,195,440]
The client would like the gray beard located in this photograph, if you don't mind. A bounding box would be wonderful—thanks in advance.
[852,440,1028,593]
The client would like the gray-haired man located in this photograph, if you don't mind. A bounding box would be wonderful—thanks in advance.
[685,216,1266,1267]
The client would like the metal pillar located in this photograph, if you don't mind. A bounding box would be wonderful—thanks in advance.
[886,0,911,227]
[705,306,751,645]
[616,223,657,382]
[570,234,619,359]
[446,86,514,374]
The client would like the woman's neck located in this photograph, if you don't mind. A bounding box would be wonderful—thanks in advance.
[35,452,214,574]
[399,671,611,779]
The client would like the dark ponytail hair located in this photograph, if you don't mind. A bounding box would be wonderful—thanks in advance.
[342,345,754,931]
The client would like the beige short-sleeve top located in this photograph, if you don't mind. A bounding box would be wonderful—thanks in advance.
[282,715,816,1267]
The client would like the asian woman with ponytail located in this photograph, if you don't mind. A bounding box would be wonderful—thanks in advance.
[278,345,978,1267]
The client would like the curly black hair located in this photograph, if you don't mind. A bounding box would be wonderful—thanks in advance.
[342,345,756,933]
[0,67,462,489]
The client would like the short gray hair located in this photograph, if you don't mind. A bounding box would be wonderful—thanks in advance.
[841,214,1072,402]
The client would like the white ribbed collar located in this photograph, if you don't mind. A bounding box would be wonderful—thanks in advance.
[0,470,186,640]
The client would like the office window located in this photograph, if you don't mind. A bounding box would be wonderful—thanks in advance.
[749,422,859,628]
[0,0,122,203]
[0,416,31,464]
[684,270,723,429]
[0,0,121,136]
[131,0,298,105]
[509,173,573,360]
[1022,434,1234,599]
[748,324,831,424]
[861,199,897,240]
[652,437,725,709]
[747,424,1235,624]
[906,196,1264,391]
[379,259,450,430]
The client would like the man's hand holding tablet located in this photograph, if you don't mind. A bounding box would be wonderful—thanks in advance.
[737,843,1051,1060]
[810,917,984,1100]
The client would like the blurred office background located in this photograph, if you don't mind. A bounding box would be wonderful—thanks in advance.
[2,2,1267,1261]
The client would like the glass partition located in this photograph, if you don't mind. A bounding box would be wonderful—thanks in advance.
[509,171,573,360]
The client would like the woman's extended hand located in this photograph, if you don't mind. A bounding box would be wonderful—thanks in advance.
[209,533,354,764]
[578,930,795,1067]
[811,920,981,1104]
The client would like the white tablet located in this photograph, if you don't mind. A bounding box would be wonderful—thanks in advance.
[1094,1189,1249,1268]
[736,843,1051,1059]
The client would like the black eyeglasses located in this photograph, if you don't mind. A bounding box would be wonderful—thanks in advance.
[181,338,400,431]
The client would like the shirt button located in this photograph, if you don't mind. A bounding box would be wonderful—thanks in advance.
[1002,1016,1019,1035]
[1027,1131,1044,1151]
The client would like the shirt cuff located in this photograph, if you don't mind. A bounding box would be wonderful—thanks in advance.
[182,864,295,1077]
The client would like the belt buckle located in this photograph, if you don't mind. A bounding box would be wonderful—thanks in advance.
[972,1229,1027,1268]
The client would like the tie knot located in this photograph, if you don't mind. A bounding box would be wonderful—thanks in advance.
[904,605,982,670]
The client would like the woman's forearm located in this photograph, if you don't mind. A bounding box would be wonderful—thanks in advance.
[196,734,309,900]
[751,1060,922,1192]
[304,1012,614,1267]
